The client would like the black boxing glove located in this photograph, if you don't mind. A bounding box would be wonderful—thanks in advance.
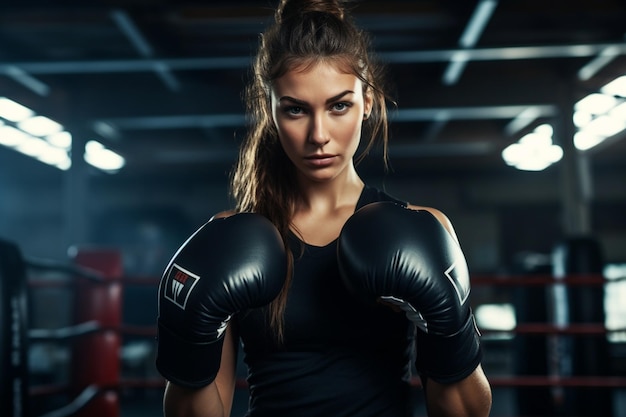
[337,202,481,384]
[156,213,287,388]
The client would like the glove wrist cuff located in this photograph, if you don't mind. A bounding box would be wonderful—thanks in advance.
[415,314,482,384]
[156,322,225,388]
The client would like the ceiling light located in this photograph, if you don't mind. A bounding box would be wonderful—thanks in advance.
[574,93,618,115]
[534,123,553,137]
[512,159,553,171]
[600,75,626,97]
[15,136,51,157]
[501,124,562,171]
[55,159,72,171]
[608,102,626,121]
[574,131,605,151]
[579,114,626,138]
[0,97,35,122]
[573,110,594,128]
[84,140,125,172]
[37,145,71,167]
[0,125,31,147]
[46,131,72,149]
[17,115,63,137]
[519,132,551,148]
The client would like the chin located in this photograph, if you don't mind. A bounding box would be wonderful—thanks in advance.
[304,171,344,184]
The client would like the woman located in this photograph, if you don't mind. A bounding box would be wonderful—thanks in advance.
[157,0,492,415]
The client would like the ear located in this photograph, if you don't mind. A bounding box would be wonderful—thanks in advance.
[363,88,374,119]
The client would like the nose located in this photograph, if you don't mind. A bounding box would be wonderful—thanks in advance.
[307,113,330,147]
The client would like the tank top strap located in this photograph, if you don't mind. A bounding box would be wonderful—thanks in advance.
[355,185,408,210]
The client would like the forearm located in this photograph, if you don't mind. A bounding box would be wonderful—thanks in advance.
[424,365,492,417]
[164,381,227,417]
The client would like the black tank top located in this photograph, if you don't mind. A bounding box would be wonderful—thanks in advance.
[236,186,415,417]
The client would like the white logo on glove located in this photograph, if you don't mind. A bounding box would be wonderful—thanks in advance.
[445,262,470,305]
[379,295,428,333]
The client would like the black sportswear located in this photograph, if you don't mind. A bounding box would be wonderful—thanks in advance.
[236,186,415,417]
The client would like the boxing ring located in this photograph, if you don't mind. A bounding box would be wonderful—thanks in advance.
[2,238,626,417]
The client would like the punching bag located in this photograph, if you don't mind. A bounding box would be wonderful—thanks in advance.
[512,253,553,416]
[551,236,612,416]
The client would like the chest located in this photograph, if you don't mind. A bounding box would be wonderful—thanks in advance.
[238,237,410,352]
[290,205,355,247]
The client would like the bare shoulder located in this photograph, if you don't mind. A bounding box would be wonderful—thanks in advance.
[209,209,237,221]
[406,204,459,243]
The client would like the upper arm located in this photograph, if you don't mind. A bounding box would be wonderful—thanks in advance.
[163,326,239,417]
[424,365,492,417]
[214,324,239,415]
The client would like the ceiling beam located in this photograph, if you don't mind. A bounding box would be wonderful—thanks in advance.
[110,9,181,92]
[94,105,557,130]
[1,42,625,75]
[442,0,499,85]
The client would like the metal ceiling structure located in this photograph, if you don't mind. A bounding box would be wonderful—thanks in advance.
[1,0,625,181]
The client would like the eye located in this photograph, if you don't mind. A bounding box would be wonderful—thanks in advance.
[331,102,352,113]
[284,105,305,116]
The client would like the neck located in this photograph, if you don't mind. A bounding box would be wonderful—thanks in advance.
[295,167,364,214]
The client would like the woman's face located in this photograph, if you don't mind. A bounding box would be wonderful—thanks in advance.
[270,61,373,183]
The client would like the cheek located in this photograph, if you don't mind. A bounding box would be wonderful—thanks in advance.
[338,116,363,145]
[276,122,304,149]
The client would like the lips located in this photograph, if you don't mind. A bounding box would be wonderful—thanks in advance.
[304,153,336,167]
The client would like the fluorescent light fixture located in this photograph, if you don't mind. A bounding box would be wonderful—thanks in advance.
[574,131,605,151]
[572,77,626,152]
[600,75,626,97]
[573,109,594,128]
[510,158,553,171]
[0,97,35,122]
[0,124,72,170]
[15,136,50,157]
[55,158,72,171]
[519,132,551,148]
[0,96,73,171]
[544,144,564,162]
[17,115,63,137]
[502,124,562,171]
[580,114,626,138]
[0,125,31,146]
[37,145,71,168]
[609,102,626,120]
[84,140,125,172]
[46,131,72,149]
[501,143,524,164]
[574,93,619,115]
[534,123,553,137]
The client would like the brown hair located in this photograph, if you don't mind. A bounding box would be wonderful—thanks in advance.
[230,0,392,340]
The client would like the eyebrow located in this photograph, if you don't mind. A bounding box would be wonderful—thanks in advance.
[279,90,355,106]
